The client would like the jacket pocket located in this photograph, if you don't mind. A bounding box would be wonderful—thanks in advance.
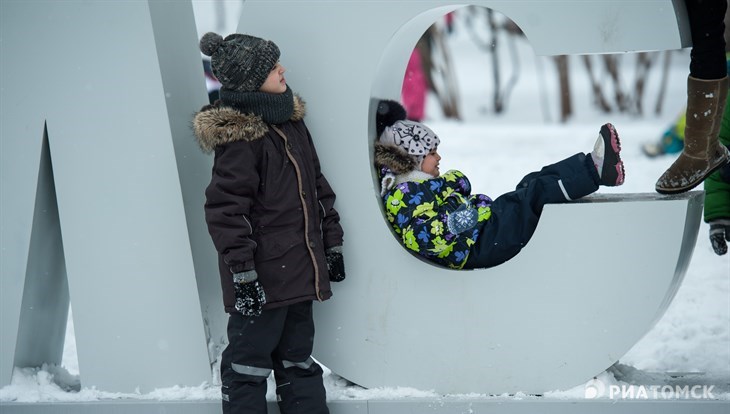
[254,231,305,262]
[254,231,312,305]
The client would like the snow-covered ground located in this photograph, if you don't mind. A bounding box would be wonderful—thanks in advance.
[1,5,728,404]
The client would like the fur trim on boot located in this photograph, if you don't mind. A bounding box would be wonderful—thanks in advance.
[656,76,730,194]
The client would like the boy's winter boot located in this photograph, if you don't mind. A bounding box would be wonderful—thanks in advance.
[591,123,625,186]
[656,76,730,194]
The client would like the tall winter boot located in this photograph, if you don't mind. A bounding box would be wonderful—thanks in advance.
[656,75,730,194]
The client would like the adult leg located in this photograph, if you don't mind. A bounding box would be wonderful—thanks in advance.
[221,307,287,414]
[656,0,730,193]
[272,301,329,414]
[687,0,728,80]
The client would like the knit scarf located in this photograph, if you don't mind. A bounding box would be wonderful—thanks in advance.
[219,85,294,125]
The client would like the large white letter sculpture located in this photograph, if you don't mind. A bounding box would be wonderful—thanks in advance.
[236,0,697,394]
[1,0,699,396]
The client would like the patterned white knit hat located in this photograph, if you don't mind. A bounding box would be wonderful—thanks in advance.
[379,120,440,165]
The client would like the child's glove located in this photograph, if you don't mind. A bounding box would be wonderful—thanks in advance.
[233,270,266,316]
[709,219,730,256]
[326,246,346,282]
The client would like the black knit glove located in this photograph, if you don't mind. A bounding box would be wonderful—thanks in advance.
[326,246,346,282]
[233,270,266,316]
[709,219,730,256]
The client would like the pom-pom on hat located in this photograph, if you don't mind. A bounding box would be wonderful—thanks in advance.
[200,32,280,92]
[379,120,440,165]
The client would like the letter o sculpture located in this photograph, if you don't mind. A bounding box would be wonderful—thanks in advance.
[238,1,696,394]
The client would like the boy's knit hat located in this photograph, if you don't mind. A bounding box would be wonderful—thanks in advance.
[200,32,280,92]
[379,120,440,165]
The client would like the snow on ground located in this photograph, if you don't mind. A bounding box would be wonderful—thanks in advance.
[2,6,728,404]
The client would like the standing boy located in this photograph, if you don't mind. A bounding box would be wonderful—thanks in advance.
[193,32,345,414]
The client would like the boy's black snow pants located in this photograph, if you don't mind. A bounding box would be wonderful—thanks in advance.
[464,153,600,269]
[221,301,329,414]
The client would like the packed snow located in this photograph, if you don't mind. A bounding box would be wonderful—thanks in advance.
[2,5,728,404]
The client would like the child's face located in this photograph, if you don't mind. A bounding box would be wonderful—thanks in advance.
[421,149,441,176]
[259,62,287,94]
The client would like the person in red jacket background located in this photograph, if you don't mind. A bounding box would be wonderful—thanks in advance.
[401,48,427,122]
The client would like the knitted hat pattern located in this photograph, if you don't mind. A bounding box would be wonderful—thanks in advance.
[200,32,280,92]
[379,120,440,165]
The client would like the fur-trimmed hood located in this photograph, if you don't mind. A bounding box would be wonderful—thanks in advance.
[375,142,432,196]
[374,142,419,175]
[193,95,306,153]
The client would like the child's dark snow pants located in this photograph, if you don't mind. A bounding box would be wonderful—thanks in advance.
[464,153,600,269]
[221,301,329,414]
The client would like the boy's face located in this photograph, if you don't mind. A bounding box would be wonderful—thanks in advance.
[421,149,441,177]
[259,62,287,94]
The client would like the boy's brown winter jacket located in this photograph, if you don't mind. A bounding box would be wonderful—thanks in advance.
[193,96,343,312]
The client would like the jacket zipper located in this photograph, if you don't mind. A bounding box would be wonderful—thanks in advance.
[318,199,325,240]
[271,125,323,301]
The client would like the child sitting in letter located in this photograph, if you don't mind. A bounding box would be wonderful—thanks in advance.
[375,100,624,269]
